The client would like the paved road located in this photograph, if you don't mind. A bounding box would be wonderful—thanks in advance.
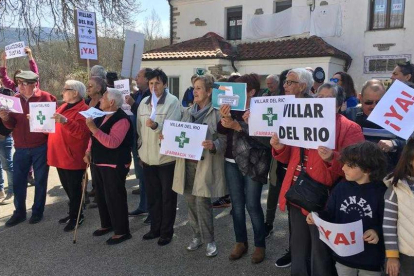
[0,167,290,276]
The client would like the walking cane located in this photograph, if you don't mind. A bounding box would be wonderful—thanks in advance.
[73,168,89,244]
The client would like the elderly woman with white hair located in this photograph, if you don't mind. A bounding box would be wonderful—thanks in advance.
[84,88,133,245]
[47,80,90,232]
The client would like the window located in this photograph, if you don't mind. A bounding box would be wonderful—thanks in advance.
[370,0,405,30]
[168,77,180,98]
[227,6,242,40]
[363,55,410,73]
[274,0,292,13]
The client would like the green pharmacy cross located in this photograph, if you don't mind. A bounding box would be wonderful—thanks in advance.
[262,107,278,126]
[36,111,46,125]
[175,131,190,148]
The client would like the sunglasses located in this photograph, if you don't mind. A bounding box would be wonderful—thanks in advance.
[330,78,341,83]
[363,100,380,106]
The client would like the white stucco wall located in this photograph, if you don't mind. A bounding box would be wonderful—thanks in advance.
[170,0,414,91]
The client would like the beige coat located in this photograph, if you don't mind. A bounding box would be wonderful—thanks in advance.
[172,105,227,198]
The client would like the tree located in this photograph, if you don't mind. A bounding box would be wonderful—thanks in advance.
[0,0,141,46]
[140,9,168,51]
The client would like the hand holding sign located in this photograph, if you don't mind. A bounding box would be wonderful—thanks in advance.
[270,134,285,151]
[202,140,215,150]
[317,146,334,162]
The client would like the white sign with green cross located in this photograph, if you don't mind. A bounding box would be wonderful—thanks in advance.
[29,102,56,133]
[249,95,294,137]
[160,120,208,161]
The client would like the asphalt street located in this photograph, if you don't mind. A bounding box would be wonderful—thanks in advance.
[0,166,290,276]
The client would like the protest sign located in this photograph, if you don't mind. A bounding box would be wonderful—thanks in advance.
[277,98,336,149]
[79,43,98,60]
[0,94,23,113]
[249,95,294,136]
[121,30,145,78]
[75,9,99,64]
[368,80,414,140]
[160,120,208,161]
[29,102,56,133]
[312,212,364,257]
[79,107,114,119]
[212,82,247,111]
[114,79,130,99]
[5,41,26,59]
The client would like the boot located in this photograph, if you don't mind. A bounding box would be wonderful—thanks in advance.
[229,242,248,260]
[251,247,265,264]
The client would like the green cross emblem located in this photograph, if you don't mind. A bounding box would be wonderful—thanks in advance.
[175,131,190,148]
[262,108,278,126]
[36,111,46,125]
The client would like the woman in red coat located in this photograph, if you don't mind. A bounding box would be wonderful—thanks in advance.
[47,80,90,232]
[270,79,365,276]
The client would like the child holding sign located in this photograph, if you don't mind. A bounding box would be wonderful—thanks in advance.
[383,138,414,276]
[307,141,388,275]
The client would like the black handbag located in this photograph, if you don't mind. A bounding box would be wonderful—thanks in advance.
[285,148,329,212]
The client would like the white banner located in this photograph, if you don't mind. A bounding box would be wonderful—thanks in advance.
[160,120,208,161]
[0,94,23,113]
[5,41,26,59]
[249,95,294,136]
[278,98,336,149]
[79,43,98,60]
[368,80,414,140]
[76,10,96,28]
[29,102,56,133]
[312,213,364,257]
[79,107,114,119]
[114,79,130,98]
[77,26,97,44]
[121,30,145,78]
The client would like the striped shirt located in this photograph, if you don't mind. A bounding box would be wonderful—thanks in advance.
[383,178,414,257]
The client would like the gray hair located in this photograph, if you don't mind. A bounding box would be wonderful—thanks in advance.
[317,83,345,107]
[266,74,279,83]
[361,79,385,96]
[288,68,314,94]
[65,80,86,99]
[90,65,107,79]
[106,88,124,108]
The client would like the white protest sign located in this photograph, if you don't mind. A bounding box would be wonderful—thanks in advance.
[312,213,364,257]
[79,43,98,60]
[278,98,336,149]
[77,26,97,44]
[76,10,96,28]
[150,93,159,121]
[114,79,130,99]
[160,120,208,161]
[0,94,23,113]
[121,30,145,78]
[249,95,294,136]
[29,102,56,133]
[368,80,414,140]
[5,41,26,59]
[79,107,114,119]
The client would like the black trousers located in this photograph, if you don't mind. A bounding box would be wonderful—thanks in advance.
[57,168,85,220]
[265,161,286,224]
[143,162,177,239]
[289,204,337,276]
[92,165,130,235]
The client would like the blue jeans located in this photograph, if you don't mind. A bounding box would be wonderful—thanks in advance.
[0,135,13,194]
[225,161,266,248]
[13,144,49,217]
[131,119,147,212]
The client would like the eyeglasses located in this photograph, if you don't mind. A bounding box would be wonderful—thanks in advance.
[283,80,300,86]
[62,88,75,93]
[17,80,35,86]
[363,100,380,106]
[330,78,341,83]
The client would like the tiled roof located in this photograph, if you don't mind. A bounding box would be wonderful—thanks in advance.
[142,33,351,64]
[236,36,351,63]
[142,32,232,60]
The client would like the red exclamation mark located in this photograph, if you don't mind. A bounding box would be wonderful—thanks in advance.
[401,91,414,100]
[385,120,402,131]
[350,231,356,244]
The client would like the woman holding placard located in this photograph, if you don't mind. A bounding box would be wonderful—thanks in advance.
[218,73,271,264]
[173,74,227,257]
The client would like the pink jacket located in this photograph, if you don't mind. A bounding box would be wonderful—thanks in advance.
[0,59,39,91]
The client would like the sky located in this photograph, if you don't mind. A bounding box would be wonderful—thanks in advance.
[136,0,170,37]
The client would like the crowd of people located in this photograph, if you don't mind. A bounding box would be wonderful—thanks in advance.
[1,47,414,275]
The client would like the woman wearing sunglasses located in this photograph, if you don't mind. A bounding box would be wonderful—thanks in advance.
[330,72,358,110]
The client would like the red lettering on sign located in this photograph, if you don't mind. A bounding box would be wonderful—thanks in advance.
[384,105,403,120]
[350,231,356,244]
[318,226,332,240]
[334,233,350,245]
[395,97,414,113]
[385,120,401,131]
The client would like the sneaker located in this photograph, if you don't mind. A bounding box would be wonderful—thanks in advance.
[5,213,26,227]
[265,222,274,239]
[64,216,84,232]
[186,238,203,251]
[58,215,71,225]
[0,194,13,205]
[212,196,231,208]
[275,250,291,268]
[206,242,218,257]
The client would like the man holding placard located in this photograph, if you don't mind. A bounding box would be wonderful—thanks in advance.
[0,71,56,227]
